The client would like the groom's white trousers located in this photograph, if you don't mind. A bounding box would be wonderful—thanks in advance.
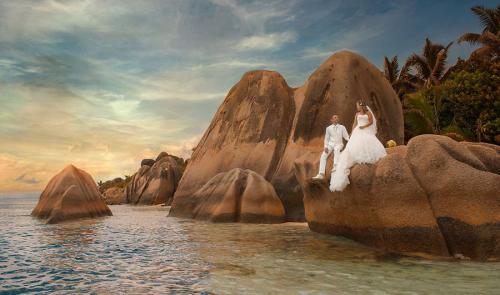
[318,144,343,174]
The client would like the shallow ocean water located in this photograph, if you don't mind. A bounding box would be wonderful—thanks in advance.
[1,193,499,294]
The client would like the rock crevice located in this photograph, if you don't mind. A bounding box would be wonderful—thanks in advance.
[170,168,286,223]
[125,152,185,205]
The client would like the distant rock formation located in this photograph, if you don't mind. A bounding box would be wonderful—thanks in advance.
[98,177,128,205]
[296,135,500,261]
[102,187,125,205]
[170,168,285,223]
[141,158,156,167]
[125,152,185,205]
[171,50,404,221]
[31,165,112,224]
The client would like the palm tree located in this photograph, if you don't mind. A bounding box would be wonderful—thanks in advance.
[403,93,436,141]
[383,56,399,86]
[403,38,453,89]
[458,5,500,61]
[383,55,418,100]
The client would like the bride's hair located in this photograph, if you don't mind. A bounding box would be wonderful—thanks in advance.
[356,100,369,112]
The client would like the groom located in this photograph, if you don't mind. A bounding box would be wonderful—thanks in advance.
[312,115,350,180]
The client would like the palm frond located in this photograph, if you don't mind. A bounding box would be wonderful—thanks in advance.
[431,42,453,82]
[383,56,394,83]
[471,6,500,34]
[470,46,496,60]
[477,31,500,49]
[423,38,446,67]
[399,58,413,79]
[405,93,435,122]
[383,55,399,83]
[391,56,399,77]
[403,108,435,135]
[458,32,482,44]
[393,79,418,93]
[406,53,431,81]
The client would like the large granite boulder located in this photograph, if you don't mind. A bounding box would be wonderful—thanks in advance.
[296,135,500,260]
[31,165,112,224]
[125,152,185,205]
[171,50,403,221]
[170,168,285,223]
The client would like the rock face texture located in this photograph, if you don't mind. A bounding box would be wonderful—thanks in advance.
[125,152,185,205]
[98,177,128,205]
[170,50,404,221]
[102,187,125,205]
[296,135,500,260]
[170,168,285,223]
[31,165,112,224]
[141,159,156,167]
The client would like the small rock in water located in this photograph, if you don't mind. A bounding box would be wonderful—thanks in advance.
[454,253,470,260]
[31,164,112,223]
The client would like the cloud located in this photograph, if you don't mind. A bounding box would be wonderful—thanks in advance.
[0,0,482,191]
[0,153,50,192]
[15,174,40,184]
[0,0,112,42]
[236,31,297,51]
[210,0,297,30]
[302,48,335,60]
[198,60,274,69]
[299,1,414,65]
[160,134,203,160]
[302,48,360,61]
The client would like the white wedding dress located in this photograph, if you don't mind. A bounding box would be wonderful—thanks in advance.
[329,109,387,192]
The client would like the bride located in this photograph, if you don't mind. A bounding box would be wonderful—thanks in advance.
[329,100,387,192]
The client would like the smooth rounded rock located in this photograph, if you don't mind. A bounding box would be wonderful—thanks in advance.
[31,165,112,224]
[170,168,285,223]
[298,135,500,260]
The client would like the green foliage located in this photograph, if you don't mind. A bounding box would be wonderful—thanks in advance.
[406,60,500,143]
[403,93,436,141]
[395,5,499,144]
[97,176,130,193]
[438,61,500,142]
[403,38,453,89]
[458,5,500,62]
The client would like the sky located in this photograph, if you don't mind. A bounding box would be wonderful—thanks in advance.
[0,0,497,192]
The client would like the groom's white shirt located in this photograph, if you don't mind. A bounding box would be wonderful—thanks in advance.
[324,124,349,148]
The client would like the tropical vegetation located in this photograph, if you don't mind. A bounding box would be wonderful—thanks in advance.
[384,5,500,144]
[97,175,132,193]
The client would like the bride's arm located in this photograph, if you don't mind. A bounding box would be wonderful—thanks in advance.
[352,113,358,130]
[359,111,374,129]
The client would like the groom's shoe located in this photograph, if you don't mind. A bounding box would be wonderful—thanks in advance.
[312,174,324,180]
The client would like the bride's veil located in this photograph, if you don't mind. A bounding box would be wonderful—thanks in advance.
[366,105,378,135]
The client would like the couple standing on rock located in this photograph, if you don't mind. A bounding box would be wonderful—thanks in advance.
[313,100,387,191]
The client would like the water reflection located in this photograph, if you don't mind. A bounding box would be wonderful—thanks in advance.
[1,194,499,295]
[38,219,101,246]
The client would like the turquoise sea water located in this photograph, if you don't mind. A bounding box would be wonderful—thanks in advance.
[1,193,499,294]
